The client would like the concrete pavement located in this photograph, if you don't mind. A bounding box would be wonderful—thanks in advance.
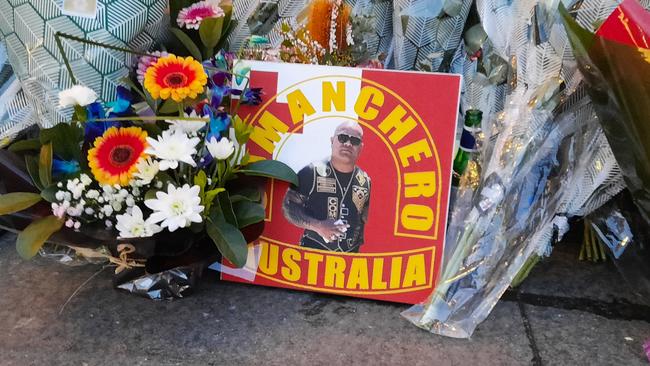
[0,233,648,365]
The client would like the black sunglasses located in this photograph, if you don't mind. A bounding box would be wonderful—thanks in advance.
[337,133,362,146]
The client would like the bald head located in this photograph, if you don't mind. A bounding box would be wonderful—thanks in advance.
[334,121,364,138]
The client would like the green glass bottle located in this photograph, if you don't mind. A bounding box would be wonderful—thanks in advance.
[452,109,482,187]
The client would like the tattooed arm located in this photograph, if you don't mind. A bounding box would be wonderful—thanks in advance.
[282,165,347,242]
[282,189,316,229]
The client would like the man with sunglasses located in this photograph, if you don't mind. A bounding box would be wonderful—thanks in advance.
[282,121,371,253]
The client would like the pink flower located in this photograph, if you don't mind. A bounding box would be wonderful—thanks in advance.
[644,339,650,362]
[177,0,225,30]
[136,51,168,85]
[358,59,384,69]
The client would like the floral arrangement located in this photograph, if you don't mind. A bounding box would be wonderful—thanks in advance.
[0,0,296,272]
[240,0,382,68]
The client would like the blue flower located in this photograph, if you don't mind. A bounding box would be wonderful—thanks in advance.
[204,105,231,141]
[212,50,235,70]
[84,102,119,144]
[52,157,80,176]
[106,86,133,116]
[86,102,105,122]
[241,87,263,105]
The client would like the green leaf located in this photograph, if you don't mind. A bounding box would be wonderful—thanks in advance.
[215,20,237,51]
[8,139,41,153]
[239,160,299,185]
[158,99,181,114]
[140,121,162,138]
[229,187,261,203]
[232,200,265,228]
[206,208,248,268]
[204,187,225,213]
[194,170,207,192]
[216,191,238,227]
[145,189,160,201]
[40,185,59,203]
[25,155,44,191]
[16,215,64,259]
[39,123,83,161]
[170,28,203,61]
[199,16,224,55]
[39,143,53,187]
[0,192,42,215]
[73,105,87,122]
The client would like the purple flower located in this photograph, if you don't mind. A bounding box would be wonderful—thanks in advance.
[241,87,263,105]
[136,51,168,85]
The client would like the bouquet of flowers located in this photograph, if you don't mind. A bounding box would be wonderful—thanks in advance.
[0,0,297,292]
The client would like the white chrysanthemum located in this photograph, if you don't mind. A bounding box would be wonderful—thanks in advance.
[133,157,160,185]
[165,110,206,136]
[115,206,162,238]
[145,131,200,171]
[177,0,225,30]
[144,184,204,232]
[206,136,234,160]
[58,85,97,108]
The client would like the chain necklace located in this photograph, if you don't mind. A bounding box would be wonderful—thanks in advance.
[329,162,356,203]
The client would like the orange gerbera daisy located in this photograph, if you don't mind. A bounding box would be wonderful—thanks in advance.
[143,54,207,103]
[88,127,148,186]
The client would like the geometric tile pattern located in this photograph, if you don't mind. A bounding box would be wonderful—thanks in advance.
[0,0,168,128]
[392,0,472,71]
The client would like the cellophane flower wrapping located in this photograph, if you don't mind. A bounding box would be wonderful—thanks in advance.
[402,0,635,338]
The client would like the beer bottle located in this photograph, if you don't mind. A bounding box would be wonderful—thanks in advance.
[451,109,482,187]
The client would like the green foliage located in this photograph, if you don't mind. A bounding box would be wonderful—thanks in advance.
[38,143,53,188]
[25,155,44,191]
[216,191,238,227]
[232,115,254,144]
[40,185,59,203]
[206,203,248,268]
[8,139,41,153]
[144,188,159,201]
[73,105,87,122]
[232,200,265,228]
[229,187,262,203]
[239,160,299,186]
[39,122,83,161]
[16,215,64,260]
[158,98,182,114]
[170,28,203,61]
[0,192,42,215]
[199,17,224,58]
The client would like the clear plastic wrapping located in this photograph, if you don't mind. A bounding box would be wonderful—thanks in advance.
[403,0,629,338]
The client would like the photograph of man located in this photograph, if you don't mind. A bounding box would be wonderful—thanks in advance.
[282,121,371,253]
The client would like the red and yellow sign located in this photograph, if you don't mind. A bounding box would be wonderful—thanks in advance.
[220,62,461,304]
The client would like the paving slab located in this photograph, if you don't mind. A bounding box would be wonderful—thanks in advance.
[520,242,644,305]
[524,304,650,365]
[0,233,533,365]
